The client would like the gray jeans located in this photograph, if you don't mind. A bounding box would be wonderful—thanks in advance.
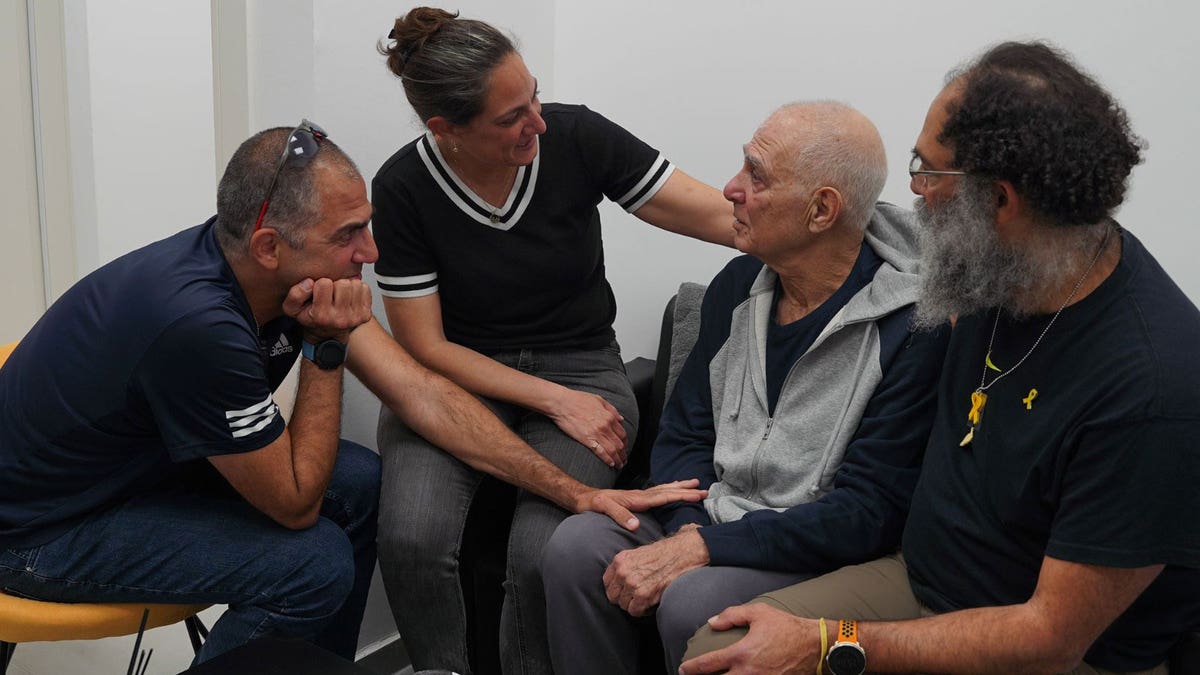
[542,511,811,674]
[376,344,637,675]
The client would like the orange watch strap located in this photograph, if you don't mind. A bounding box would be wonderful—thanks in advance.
[836,619,859,645]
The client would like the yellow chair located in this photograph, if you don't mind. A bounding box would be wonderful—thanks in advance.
[0,594,210,672]
[0,341,210,673]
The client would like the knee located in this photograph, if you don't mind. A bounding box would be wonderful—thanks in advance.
[541,512,621,593]
[335,440,381,489]
[276,520,356,619]
[376,511,450,569]
[332,440,381,508]
[657,577,715,654]
[376,498,463,572]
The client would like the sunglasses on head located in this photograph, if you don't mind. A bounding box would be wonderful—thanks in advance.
[253,119,328,232]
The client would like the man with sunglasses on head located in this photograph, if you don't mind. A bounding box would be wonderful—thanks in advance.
[679,42,1200,675]
[0,123,705,665]
[0,123,379,664]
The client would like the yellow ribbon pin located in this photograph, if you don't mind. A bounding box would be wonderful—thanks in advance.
[1023,388,1038,410]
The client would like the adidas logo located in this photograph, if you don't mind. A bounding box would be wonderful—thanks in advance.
[270,333,295,357]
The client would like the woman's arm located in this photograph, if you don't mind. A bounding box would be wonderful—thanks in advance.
[348,318,706,529]
[633,170,736,247]
[383,293,628,467]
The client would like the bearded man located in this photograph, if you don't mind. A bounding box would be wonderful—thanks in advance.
[678,41,1200,675]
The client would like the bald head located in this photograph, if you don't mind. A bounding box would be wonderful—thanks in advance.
[767,101,887,231]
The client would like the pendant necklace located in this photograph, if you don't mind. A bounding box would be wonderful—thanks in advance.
[444,146,514,225]
[960,225,1112,447]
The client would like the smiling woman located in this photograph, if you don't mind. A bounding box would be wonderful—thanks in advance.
[367,7,733,675]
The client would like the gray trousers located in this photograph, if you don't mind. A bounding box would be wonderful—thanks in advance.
[376,345,636,675]
[542,511,811,674]
[683,555,1168,675]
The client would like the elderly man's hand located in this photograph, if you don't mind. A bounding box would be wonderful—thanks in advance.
[283,277,373,342]
[603,525,710,617]
[575,481,707,532]
[677,602,818,675]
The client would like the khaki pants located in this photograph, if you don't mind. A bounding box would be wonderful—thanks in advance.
[683,554,1168,675]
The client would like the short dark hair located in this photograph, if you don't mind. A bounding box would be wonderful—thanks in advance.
[379,7,517,125]
[941,41,1145,226]
[215,127,359,257]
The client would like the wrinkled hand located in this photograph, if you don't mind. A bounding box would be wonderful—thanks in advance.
[547,387,627,468]
[678,602,818,675]
[603,527,710,617]
[575,480,707,531]
[283,277,373,341]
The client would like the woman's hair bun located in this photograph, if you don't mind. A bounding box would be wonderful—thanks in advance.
[381,7,459,77]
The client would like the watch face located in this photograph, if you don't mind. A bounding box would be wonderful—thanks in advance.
[827,644,866,675]
[313,340,347,368]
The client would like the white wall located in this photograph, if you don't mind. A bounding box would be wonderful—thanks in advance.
[66,0,217,274]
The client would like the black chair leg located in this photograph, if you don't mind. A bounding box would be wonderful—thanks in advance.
[2,640,15,675]
[184,615,208,655]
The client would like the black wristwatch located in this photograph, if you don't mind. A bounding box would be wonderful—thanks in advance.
[302,338,348,370]
[826,619,866,675]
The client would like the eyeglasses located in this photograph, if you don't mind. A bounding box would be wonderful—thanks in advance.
[253,119,328,232]
[908,153,967,190]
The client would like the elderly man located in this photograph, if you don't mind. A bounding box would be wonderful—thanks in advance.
[681,42,1200,675]
[542,102,948,674]
[0,124,702,664]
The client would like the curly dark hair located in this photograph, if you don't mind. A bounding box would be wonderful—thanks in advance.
[939,41,1145,226]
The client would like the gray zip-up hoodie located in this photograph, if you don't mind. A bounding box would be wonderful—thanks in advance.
[651,203,946,571]
[706,203,922,521]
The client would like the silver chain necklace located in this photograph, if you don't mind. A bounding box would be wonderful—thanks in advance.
[960,224,1113,447]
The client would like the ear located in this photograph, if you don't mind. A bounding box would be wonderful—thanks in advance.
[807,187,843,234]
[426,116,456,141]
[248,228,282,271]
[993,180,1024,228]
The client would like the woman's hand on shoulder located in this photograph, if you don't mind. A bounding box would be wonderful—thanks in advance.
[545,387,628,468]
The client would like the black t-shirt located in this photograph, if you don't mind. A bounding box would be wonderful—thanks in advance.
[0,220,299,549]
[371,103,673,354]
[903,228,1200,670]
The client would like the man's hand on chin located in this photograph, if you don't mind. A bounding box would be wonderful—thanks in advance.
[283,277,372,341]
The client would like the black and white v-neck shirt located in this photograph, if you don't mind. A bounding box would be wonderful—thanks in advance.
[372,103,674,354]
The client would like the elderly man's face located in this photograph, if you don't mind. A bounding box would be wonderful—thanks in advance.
[722,113,812,262]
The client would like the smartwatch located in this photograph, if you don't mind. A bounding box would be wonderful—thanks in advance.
[302,338,348,370]
[826,619,866,675]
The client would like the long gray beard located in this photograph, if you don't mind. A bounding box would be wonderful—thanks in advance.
[911,178,1105,330]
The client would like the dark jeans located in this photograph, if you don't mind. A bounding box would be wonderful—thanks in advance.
[377,344,637,675]
[0,439,380,664]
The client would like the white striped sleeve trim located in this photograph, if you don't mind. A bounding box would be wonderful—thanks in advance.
[226,394,279,439]
[616,154,676,213]
[377,272,439,299]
